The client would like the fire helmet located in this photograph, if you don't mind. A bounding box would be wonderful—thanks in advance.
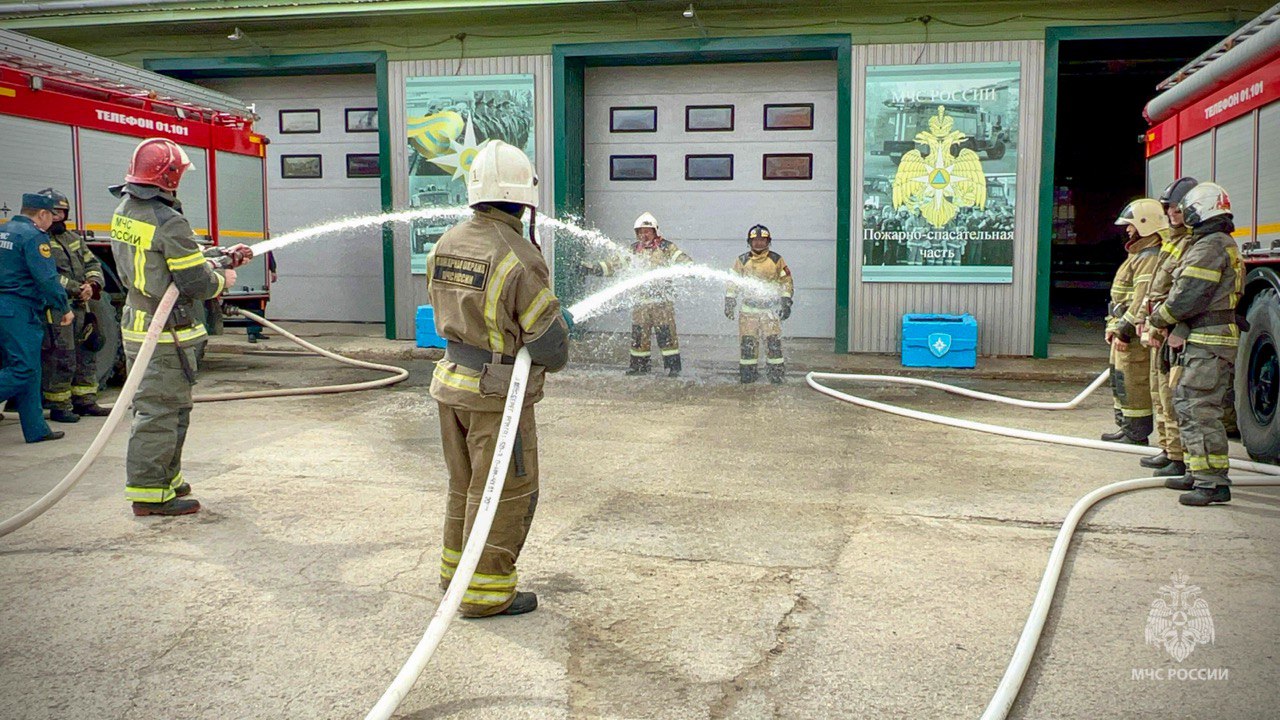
[1158,176,1198,209]
[1179,182,1232,227]
[1114,198,1168,237]
[37,188,71,214]
[747,224,771,246]
[466,140,538,209]
[634,212,659,233]
[126,138,192,192]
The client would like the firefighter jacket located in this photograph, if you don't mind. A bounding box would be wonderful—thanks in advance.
[1108,233,1161,343]
[428,206,569,413]
[109,183,226,347]
[1140,224,1194,322]
[48,229,104,306]
[727,249,794,310]
[0,215,69,315]
[593,238,692,304]
[1151,216,1242,356]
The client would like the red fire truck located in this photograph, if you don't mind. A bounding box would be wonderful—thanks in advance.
[0,29,270,383]
[1144,3,1280,460]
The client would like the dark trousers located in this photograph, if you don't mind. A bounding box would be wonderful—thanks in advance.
[0,299,52,442]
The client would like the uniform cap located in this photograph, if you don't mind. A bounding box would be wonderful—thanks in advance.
[21,193,56,211]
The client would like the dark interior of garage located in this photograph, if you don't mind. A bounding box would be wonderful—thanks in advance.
[1049,36,1223,353]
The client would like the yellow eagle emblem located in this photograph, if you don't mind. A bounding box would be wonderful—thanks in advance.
[892,106,987,228]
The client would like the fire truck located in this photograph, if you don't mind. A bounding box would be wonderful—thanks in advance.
[0,30,270,384]
[1144,3,1280,461]
[876,93,1012,163]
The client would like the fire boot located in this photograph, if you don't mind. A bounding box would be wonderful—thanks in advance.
[767,363,785,385]
[1100,429,1127,442]
[1179,486,1231,506]
[1154,460,1187,478]
[49,408,80,424]
[1163,473,1194,490]
[74,401,111,417]
[626,356,651,376]
[740,364,759,384]
[132,498,201,516]
[664,354,682,378]
[1139,451,1170,469]
[174,482,192,498]
[501,591,539,616]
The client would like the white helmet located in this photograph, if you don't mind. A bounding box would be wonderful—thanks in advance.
[634,212,659,233]
[467,140,538,209]
[1113,198,1169,236]
[1179,182,1232,227]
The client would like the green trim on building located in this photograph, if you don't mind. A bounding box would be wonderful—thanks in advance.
[1033,21,1241,358]
[553,34,854,351]
[146,51,398,339]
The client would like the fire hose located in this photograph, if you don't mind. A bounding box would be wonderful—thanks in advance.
[0,284,408,539]
[803,370,1280,719]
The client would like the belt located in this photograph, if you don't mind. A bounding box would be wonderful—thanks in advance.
[444,341,514,371]
[126,289,196,331]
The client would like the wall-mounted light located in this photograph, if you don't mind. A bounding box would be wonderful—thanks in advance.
[228,27,245,41]
[682,3,695,19]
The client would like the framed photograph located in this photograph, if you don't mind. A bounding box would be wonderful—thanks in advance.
[278,109,321,134]
[610,155,657,181]
[763,153,813,180]
[763,103,815,131]
[346,153,380,178]
[281,154,322,179]
[686,105,734,132]
[345,107,378,133]
[610,106,658,133]
[685,154,734,181]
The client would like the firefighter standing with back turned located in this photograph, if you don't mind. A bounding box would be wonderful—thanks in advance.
[1149,182,1242,506]
[110,137,252,516]
[725,224,794,384]
[38,188,111,423]
[1101,198,1165,445]
[428,140,570,617]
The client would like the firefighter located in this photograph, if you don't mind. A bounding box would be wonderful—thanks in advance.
[110,137,252,516]
[428,139,570,617]
[581,212,691,376]
[0,193,73,443]
[1135,177,1197,477]
[725,224,794,384]
[1149,182,1241,506]
[1101,198,1165,445]
[37,188,110,422]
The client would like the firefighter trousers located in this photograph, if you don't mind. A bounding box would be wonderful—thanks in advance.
[1149,345,1183,461]
[123,341,198,504]
[630,301,681,372]
[42,305,98,411]
[438,403,540,617]
[1109,341,1153,442]
[739,308,784,382]
[1173,345,1233,489]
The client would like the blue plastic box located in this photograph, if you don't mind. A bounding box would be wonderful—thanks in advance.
[901,313,978,368]
[415,305,446,349]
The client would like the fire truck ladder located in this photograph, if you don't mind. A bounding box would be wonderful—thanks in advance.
[1156,2,1280,91]
[0,28,255,122]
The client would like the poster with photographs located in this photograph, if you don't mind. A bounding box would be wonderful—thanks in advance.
[861,61,1020,283]
[405,74,535,273]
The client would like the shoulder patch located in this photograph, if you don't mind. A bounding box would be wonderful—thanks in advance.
[768,251,781,262]
[38,243,52,258]
[431,254,490,291]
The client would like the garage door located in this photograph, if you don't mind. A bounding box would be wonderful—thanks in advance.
[583,61,837,338]
[200,75,382,323]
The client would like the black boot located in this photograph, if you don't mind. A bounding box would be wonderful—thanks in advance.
[767,363,785,385]
[132,498,201,516]
[1139,451,1169,469]
[740,364,758,384]
[500,591,538,615]
[74,402,111,417]
[1154,460,1187,478]
[625,356,651,376]
[1163,473,1194,490]
[174,482,192,498]
[49,408,80,424]
[1179,486,1231,506]
[1100,429,1127,442]
[663,354,682,378]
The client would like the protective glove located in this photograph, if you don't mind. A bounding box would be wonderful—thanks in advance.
[724,297,736,319]
[222,243,255,268]
[578,261,603,278]
[87,280,102,301]
[779,296,793,321]
[560,307,575,331]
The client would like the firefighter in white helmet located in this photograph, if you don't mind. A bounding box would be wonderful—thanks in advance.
[580,211,692,377]
[1100,198,1165,446]
[427,139,570,616]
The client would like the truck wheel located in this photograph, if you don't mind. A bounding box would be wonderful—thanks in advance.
[92,296,126,388]
[986,141,1006,161]
[1237,289,1280,463]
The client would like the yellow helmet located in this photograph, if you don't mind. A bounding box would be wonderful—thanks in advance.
[1114,198,1168,236]
[466,140,538,209]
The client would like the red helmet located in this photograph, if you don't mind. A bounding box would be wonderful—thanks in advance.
[126,138,192,191]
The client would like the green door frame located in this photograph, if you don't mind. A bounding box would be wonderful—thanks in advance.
[553,34,854,351]
[145,52,397,339]
[1033,21,1240,357]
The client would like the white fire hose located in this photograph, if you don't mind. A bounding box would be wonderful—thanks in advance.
[0,285,408,538]
[804,370,1280,720]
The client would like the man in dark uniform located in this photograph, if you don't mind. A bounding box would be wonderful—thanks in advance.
[0,193,73,443]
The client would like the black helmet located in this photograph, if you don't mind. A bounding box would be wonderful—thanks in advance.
[37,188,71,213]
[1158,176,1197,209]
[747,224,771,246]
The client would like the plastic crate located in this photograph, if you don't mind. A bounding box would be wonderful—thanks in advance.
[415,305,446,349]
[901,313,977,368]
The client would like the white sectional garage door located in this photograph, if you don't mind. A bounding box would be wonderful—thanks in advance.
[584,61,837,338]
[201,75,382,322]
